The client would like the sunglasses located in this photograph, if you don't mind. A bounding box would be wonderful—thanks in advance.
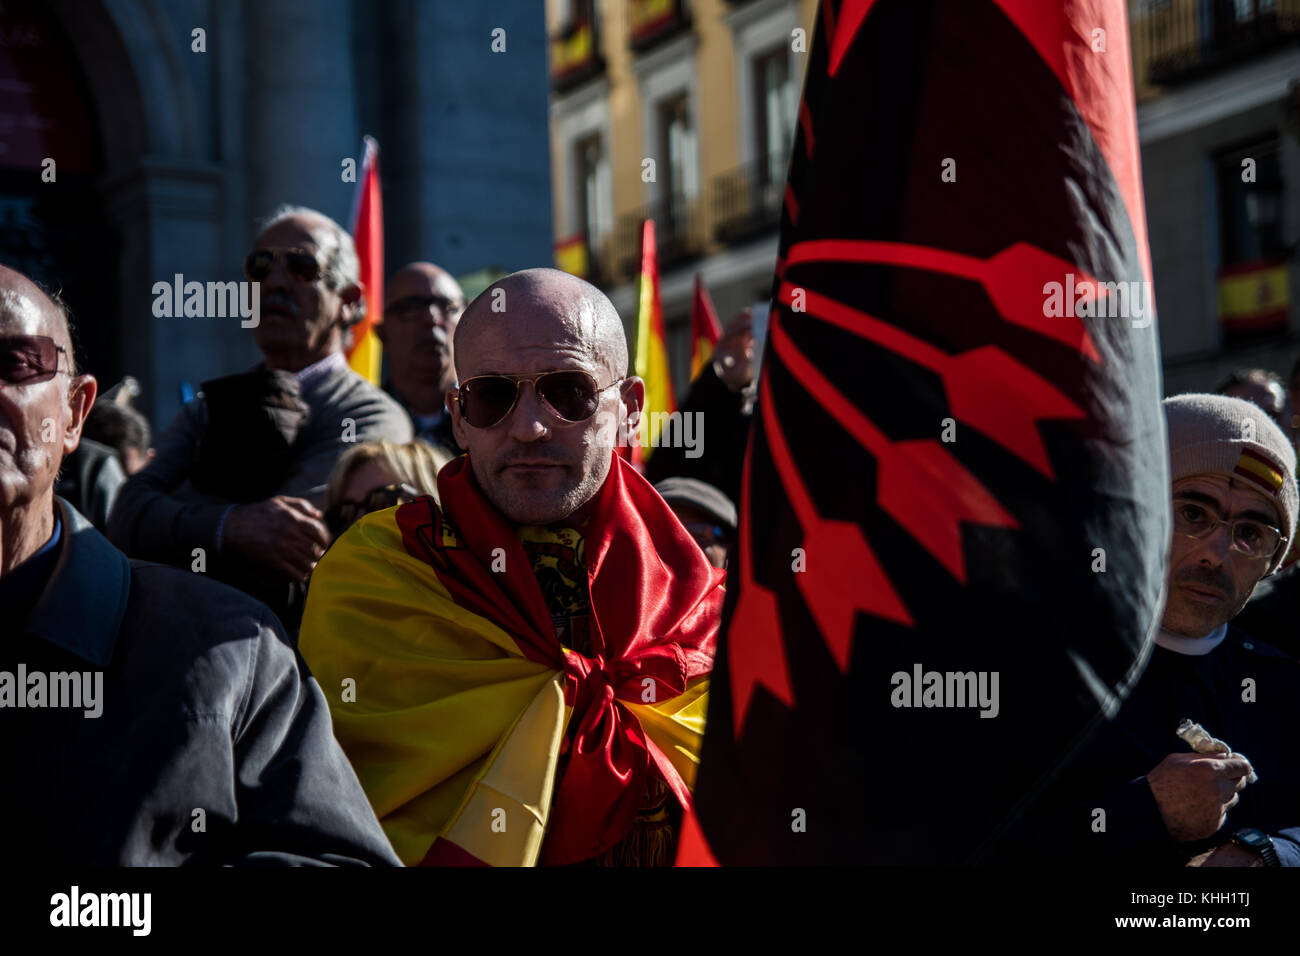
[385,294,464,322]
[242,247,325,284]
[326,482,421,537]
[455,370,623,429]
[0,334,70,386]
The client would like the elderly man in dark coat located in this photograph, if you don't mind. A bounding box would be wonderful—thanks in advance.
[0,263,399,866]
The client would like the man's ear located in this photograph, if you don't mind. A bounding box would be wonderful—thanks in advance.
[62,374,98,456]
[338,282,364,328]
[622,375,646,427]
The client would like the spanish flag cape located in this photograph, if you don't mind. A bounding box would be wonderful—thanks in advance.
[299,451,723,866]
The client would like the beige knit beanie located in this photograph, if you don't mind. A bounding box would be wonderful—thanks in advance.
[1164,393,1298,573]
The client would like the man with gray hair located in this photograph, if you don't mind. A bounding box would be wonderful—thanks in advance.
[108,206,411,629]
[0,262,399,865]
[1009,393,1300,867]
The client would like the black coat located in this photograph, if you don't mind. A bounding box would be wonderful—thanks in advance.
[1,497,401,866]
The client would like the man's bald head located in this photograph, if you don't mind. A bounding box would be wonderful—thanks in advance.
[385,261,463,309]
[455,268,628,384]
[0,263,97,571]
[0,265,75,369]
[447,268,644,526]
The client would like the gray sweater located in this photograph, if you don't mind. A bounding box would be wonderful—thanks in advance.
[108,356,412,567]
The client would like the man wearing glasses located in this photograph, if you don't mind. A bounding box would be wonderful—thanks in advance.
[300,268,723,866]
[1009,393,1300,867]
[377,261,466,458]
[108,206,411,629]
[0,263,399,865]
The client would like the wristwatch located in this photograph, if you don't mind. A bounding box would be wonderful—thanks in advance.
[1231,828,1280,867]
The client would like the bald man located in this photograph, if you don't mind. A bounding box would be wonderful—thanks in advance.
[300,268,724,866]
[378,261,465,456]
[0,263,399,865]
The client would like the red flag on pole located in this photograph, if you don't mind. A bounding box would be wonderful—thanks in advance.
[680,0,1166,865]
[689,274,722,381]
[347,136,383,385]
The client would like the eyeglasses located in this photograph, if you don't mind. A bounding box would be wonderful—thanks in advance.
[0,334,70,386]
[385,294,464,322]
[455,370,623,429]
[243,247,325,284]
[683,522,729,545]
[326,482,421,537]
[1173,497,1286,560]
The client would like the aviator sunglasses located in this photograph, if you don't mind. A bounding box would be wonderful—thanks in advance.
[455,370,623,429]
[0,335,71,386]
[242,247,325,284]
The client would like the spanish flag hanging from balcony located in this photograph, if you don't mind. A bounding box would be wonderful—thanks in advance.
[635,219,676,460]
[679,0,1167,865]
[690,274,722,381]
[347,135,383,385]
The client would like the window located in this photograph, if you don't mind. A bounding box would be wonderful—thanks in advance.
[657,92,697,230]
[574,132,610,273]
[753,44,796,186]
[1216,137,1284,266]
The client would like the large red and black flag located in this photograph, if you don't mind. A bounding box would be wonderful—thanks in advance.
[680,0,1168,864]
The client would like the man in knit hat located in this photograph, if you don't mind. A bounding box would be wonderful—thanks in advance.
[1009,394,1300,866]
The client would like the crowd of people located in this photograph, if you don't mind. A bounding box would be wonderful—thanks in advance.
[3,202,1300,865]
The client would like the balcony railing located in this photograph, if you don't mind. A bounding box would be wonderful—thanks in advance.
[711,157,786,246]
[628,0,690,52]
[1138,0,1300,88]
[551,16,605,92]
[612,195,705,282]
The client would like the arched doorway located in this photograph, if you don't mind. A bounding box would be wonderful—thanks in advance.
[0,0,121,386]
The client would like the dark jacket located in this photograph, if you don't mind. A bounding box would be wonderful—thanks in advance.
[643,363,749,505]
[107,356,412,628]
[54,437,125,535]
[1235,564,1300,659]
[1,497,402,866]
[1005,625,1300,866]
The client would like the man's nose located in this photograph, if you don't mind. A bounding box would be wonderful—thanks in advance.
[507,381,550,442]
[1196,522,1234,564]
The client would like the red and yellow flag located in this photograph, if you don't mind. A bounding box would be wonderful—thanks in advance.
[347,135,383,384]
[635,219,675,460]
[689,273,722,381]
[298,453,721,866]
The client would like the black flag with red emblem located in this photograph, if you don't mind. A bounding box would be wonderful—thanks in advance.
[678,0,1168,864]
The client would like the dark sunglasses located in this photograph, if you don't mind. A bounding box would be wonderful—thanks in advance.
[385,294,464,321]
[455,370,623,429]
[0,334,70,386]
[326,482,421,537]
[243,247,324,284]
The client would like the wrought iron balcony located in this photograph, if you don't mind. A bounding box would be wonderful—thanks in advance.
[711,156,786,247]
[1139,0,1300,88]
[612,194,705,282]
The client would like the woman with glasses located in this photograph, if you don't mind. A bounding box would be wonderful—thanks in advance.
[323,439,449,541]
